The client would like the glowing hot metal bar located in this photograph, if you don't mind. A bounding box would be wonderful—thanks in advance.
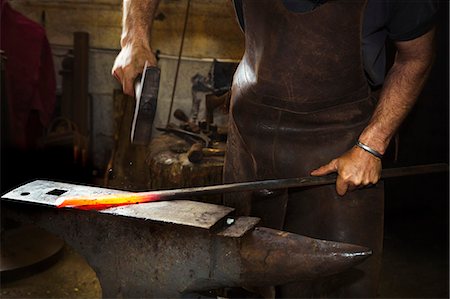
[56,163,448,210]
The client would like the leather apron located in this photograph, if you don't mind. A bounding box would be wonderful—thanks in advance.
[223,1,384,297]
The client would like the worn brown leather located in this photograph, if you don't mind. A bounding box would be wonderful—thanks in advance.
[223,0,384,297]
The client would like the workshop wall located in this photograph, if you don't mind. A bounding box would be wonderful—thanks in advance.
[9,0,244,171]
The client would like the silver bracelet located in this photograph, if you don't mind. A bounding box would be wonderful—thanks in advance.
[356,140,383,159]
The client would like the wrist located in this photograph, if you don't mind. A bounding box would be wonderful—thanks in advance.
[355,140,383,159]
[120,30,151,49]
[358,129,391,155]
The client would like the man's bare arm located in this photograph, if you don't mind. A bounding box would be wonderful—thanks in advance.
[112,0,160,96]
[311,28,436,196]
[359,28,436,153]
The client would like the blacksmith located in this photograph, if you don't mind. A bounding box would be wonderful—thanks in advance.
[112,0,437,297]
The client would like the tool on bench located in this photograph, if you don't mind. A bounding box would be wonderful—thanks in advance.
[157,124,223,163]
[157,124,210,147]
[186,142,204,163]
[173,108,200,133]
[163,105,228,162]
[205,91,231,128]
[131,62,161,145]
[186,142,226,163]
[55,163,448,210]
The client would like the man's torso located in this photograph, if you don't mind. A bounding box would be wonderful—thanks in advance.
[232,0,437,87]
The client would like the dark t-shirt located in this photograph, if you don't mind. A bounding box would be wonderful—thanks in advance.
[233,0,437,86]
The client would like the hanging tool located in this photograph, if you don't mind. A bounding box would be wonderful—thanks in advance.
[131,62,161,145]
[166,0,192,126]
[55,163,448,210]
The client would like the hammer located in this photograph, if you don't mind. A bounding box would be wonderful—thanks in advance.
[131,62,161,145]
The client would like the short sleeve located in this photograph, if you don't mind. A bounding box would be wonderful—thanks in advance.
[232,0,245,32]
[387,0,438,41]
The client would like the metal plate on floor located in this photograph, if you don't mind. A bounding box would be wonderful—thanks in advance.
[1,225,64,282]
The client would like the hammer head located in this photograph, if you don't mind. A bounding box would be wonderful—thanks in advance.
[131,64,161,145]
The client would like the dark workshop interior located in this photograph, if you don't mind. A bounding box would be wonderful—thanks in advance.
[0,0,449,298]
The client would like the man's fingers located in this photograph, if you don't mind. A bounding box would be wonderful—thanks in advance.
[336,175,349,196]
[123,83,134,97]
[122,75,135,97]
[112,67,123,82]
[112,66,135,96]
[347,183,357,192]
[113,68,135,97]
[310,159,338,176]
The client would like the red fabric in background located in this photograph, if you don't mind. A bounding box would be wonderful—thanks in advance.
[1,0,56,149]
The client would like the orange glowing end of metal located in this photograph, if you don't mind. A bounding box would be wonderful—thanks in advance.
[56,193,162,210]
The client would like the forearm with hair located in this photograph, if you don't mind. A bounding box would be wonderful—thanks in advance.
[121,0,161,47]
[359,28,435,154]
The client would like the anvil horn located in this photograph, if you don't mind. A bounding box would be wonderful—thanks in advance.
[2,180,371,298]
[240,227,371,286]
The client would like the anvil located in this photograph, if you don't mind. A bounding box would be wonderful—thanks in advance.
[1,180,371,298]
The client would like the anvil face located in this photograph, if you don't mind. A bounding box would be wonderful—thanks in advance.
[2,180,234,229]
[2,180,371,298]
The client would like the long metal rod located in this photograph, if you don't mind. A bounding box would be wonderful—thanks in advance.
[57,163,448,210]
[156,163,449,199]
[166,0,192,126]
